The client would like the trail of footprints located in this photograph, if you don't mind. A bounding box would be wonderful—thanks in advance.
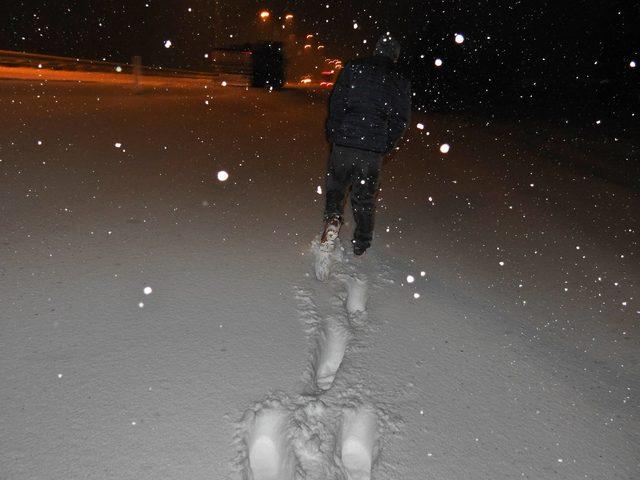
[236,242,381,480]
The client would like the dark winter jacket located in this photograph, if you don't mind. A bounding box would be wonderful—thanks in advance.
[326,55,411,154]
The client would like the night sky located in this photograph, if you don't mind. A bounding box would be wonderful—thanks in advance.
[3,1,639,114]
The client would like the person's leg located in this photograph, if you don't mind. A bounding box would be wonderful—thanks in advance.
[350,150,382,253]
[324,145,352,221]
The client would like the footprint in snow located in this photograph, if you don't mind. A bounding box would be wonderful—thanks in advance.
[340,406,380,480]
[312,237,343,282]
[241,400,380,480]
[237,239,382,480]
[340,274,369,316]
[313,317,351,391]
[245,408,296,480]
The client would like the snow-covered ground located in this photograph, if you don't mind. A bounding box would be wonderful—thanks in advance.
[1,79,638,479]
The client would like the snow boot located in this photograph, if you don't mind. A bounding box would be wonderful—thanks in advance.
[320,215,342,252]
[353,243,367,256]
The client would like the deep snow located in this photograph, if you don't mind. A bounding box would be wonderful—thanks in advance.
[0,79,638,479]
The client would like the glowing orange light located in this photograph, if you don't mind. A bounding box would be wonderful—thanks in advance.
[304,44,312,49]
[259,10,270,20]
[306,34,314,39]
[317,45,325,49]
[285,14,294,20]
[300,78,312,84]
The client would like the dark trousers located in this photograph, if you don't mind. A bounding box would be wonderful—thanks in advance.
[324,144,383,250]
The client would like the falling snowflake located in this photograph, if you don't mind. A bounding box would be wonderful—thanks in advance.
[407,275,415,283]
[439,143,450,154]
[434,58,443,67]
[143,286,152,295]
[114,142,122,148]
[217,170,229,182]
[417,123,425,130]
[164,40,172,48]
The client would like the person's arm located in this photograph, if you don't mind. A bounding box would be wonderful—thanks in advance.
[387,78,411,152]
[325,63,352,141]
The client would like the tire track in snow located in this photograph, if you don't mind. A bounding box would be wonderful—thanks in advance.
[234,239,391,479]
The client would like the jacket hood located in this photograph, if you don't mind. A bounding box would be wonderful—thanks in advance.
[374,35,401,62]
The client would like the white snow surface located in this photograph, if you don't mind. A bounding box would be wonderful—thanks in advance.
[1,81,638,479]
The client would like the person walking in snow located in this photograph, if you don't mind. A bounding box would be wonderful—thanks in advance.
[321,34,411,256]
